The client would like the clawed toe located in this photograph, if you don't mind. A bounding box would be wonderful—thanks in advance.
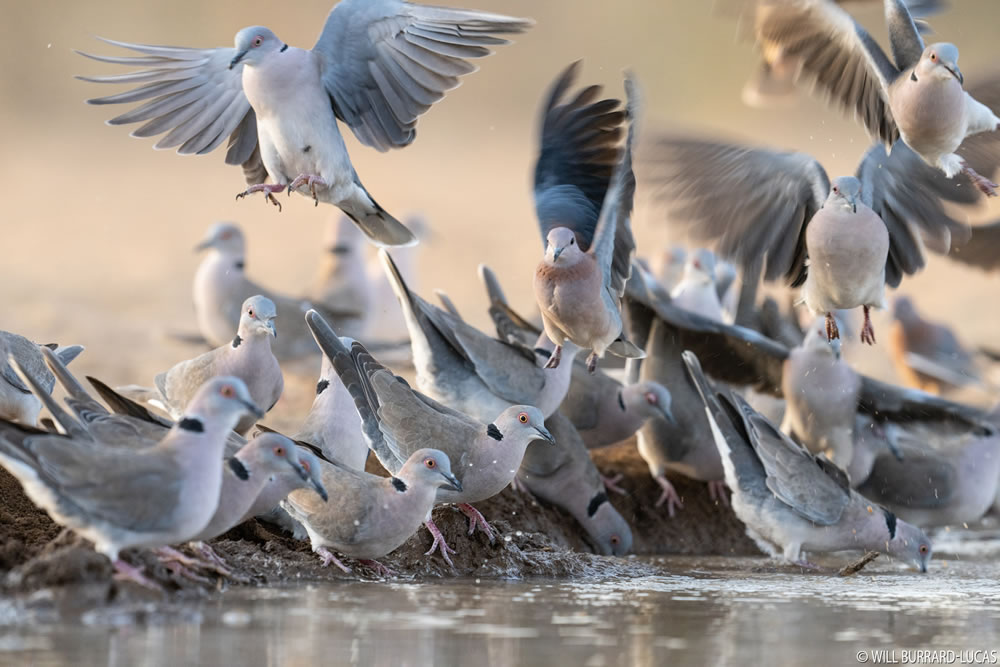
[236,183,285,212]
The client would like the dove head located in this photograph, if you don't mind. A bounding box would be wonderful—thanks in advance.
[181,376,264,432]
[827,177,860,213]
[885,514,932,573]
[239,295,278,340]
[917,43,963,85]
[624,381,676,425]
[804,317,842,359]
[237,433,324,495]
[231,27,285,69]
[195,222,245,258]
[495,406,555,445]
[583,492,633,556]
[683,248,717,285]
[892,296,918,323]
[400,448,462,492]
[544,227,584,265]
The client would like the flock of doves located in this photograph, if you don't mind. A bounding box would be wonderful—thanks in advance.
[3,0,1000,588]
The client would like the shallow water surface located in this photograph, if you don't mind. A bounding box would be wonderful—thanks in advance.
[5,547,1000,667]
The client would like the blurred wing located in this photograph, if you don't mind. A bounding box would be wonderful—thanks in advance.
[947,220,1000,272]
[856,142,972,287]
[645,137,827,286]
[590,73,639,300]
[533,61,625,248]
[76,39,257,168]
[884,0,927,71]
[957,74,1000,182]
[755,0,901,145]
[857,445,957,509]
[313,0,531,152]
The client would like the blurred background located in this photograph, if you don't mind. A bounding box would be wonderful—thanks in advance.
[1,0,998,416]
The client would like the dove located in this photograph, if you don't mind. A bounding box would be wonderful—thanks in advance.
[684,350,932,571]
[0,365,263,589]
[139,295,282,436]
[888,295,981,393]
[306,310,554,565]
[77,0,532,246]
[648,137,974,345]
[193,222,363,360]
[516,411,633,556]
[382,251,579,422]
[0,331,83,427]
[947,219,1000,272]
[533,62,643,373]
[750,0,999,196]
[283,448,460,576]
[669,248,726,323]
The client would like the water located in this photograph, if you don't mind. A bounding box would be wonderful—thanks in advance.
[4,540,1000,667]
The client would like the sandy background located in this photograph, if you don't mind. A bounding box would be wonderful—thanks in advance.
[1,0,998,425]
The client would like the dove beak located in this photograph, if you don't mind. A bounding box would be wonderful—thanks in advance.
[552,246,565,262]
[229,50,248,69]
[534,424,556,445]
[658,402,676,425]
[242,399,265,419]
[306,470,329,502]
[944,62,963,85]
[440,470,462,493]
[266,319,277,339]
[194,239,214,253]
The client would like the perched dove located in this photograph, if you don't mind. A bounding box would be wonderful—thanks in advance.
[306,310,554,565]
[0,331,83,426]
[737,0,947,108]
[856,430,1000,527]
[77,0,532,246]
[781,319,862,470]
[533,62,643,373]
[669,248,726,323]
[0,369,262,588]
[382,251,578,422]
[516,411,633,556]
[888,295,980,393]
[684,351,932,571]
[751,0,999,195]
[146,295,282,435]
[193,222,362,359]
[283,448,460,575]
[648,137,974,345]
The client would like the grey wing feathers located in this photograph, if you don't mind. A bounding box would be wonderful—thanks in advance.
[857,445,957,509]
[646,138,826,286]
[884,0,926,71]
[313,0,531,152]
[533,61,626,248]
[589,72,639,300]
[76,38,257,168]
[948,220,1000,272]
[755,0,900,146]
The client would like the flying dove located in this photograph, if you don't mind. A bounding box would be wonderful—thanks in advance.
[648,136,975,345]
[888,295,981,394]
[856,430,1000,527]
[751,0,999,196]
[533,62,643,373]
[382,251,579,422]
[684,350,932,571]
[282,448,460,575]
[139,295,282,435]
[193,222,363,360]
[0,331,83,427]
[0,365,262,589]
[516,411,633,555]
[306,310,554,565]
[76,0,532,246]
[737,0,948,108]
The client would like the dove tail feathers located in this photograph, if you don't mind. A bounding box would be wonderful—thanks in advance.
[340,188,417,248]
[606,336,645,359]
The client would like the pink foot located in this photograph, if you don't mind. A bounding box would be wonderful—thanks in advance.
[287,173,328,205]
[458,503,495,543]
[653,474,684,517]
[155,544,233,579]
[825,312,840,342]
[962,161,998,197]
[601,472,627,495]
[235,183,285,211]
[358,559,395,577]
[586,352,599,374]
[543,345,562,370]
[424,519,457,567]
[316,546,352,573]
[113,558,162,591]
[860,305,876,346]
[707,479,729,507]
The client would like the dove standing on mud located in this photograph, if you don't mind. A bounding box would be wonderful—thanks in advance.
[648,136,974,345]
[752,0,1000,195]
[0,331,83,427]
[533,63,643,373]
[141,295,282,436]
[685,351,932,571]
[306,310,554,566]
[283,448,461,576]
[0,369,263,589]
[77,0,533,246]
